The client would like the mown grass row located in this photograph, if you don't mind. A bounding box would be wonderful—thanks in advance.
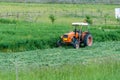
[0,19,120,52]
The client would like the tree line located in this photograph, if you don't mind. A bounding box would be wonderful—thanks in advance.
[0,0,120,4]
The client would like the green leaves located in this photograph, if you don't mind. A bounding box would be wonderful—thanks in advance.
[49,14,56,24]
[84,15,93,24]
[0,18,18,24]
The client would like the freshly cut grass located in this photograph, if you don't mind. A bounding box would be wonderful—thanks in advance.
[0,41,119,80]
[0,41,119,69]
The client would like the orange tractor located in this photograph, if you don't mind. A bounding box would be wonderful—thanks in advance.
[57,22,93,49]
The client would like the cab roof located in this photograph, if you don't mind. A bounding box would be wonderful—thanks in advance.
[72,22,88,26]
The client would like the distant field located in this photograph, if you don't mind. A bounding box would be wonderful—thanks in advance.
[0,3,120,25]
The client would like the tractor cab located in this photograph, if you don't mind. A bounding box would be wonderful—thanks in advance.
[57,22,93,49]
[72,22,89,32]
[72,22,89,38]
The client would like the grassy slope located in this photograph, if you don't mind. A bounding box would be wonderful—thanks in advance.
[0,41,120,80]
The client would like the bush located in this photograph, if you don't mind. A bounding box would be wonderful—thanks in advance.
[0,18,17,24]
[84,15,93,24]
[116,18,120,25]
[49,14,56,24]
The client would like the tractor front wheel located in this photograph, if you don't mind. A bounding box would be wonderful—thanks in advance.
[84,34,93,46]
[73,40,79,49]
[57,40,62,47]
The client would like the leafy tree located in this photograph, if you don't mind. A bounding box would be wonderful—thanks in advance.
[84,15,93,24]
[49,14,56,24]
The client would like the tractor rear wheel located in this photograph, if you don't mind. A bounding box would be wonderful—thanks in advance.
[84,34,93,46]
[73,40,79,49]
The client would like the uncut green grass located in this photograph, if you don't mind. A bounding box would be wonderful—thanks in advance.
[0,22,70,51]
[0,21,120,52]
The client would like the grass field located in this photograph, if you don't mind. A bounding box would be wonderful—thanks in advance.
[0,2,120,80]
